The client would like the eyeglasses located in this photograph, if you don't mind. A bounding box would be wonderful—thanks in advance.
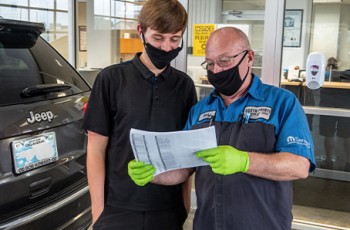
[201,50,249,71]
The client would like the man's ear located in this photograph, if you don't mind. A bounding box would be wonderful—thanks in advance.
[137,25,142,37]
[248,50,255,65]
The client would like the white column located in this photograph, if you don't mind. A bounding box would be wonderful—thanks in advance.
[261,0,285,86]
[86,0,113,69]
[68,0,75,66]
[172,0,222,72]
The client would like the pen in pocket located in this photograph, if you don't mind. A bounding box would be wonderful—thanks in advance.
[208,114,215,127]
[243,112,251,124]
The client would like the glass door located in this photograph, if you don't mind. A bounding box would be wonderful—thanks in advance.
[185,0,266,100]
[280,0,350,228]
[75,0,144,85]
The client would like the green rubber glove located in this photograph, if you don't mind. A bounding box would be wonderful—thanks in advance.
[196,145,250,175]
[128,160,156,186]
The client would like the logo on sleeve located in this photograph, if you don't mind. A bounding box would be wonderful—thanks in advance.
[243,106,272,120]
[199,111,216,122]
[287,136,311,149]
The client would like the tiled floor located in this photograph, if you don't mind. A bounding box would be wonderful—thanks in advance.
[293,176,350,229]
[183,209,194,230]
[293,205,350,229]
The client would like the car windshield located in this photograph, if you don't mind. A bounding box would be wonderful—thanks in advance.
[0,38,90,106]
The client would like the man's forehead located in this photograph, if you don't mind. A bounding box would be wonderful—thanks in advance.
[147,28,182,37]
[206,45,240,58]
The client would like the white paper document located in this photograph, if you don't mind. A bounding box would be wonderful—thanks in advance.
[129,126,217,175]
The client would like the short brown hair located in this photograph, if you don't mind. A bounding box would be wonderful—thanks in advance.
[139,0,188,34]
[327,57,338,70]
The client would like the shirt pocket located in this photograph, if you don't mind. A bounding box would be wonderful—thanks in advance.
[230,122,276,153]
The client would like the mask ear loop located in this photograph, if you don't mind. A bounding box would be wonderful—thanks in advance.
[237,51,250,83]
[236,50,249,67]
[178,38,184,49]
[140,32,146,45]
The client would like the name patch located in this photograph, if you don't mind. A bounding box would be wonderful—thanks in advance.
[243,106,272,120]
[199,111,216,122]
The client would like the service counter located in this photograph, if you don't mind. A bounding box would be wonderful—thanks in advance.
[280,79,350,89]
[280,79,350,107]
[320,81,350,89]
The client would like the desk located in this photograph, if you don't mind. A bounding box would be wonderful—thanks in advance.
[315,81,350,89]
[280,79,303,86]
[281,79,350,89]
[280,79,303,100]
[197,76,212,99]
[281,79,350,108]
[199,76,209,84]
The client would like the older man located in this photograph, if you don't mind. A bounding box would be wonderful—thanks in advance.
[187,27,315,230]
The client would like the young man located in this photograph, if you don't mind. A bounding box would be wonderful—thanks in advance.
[83,0,197,229]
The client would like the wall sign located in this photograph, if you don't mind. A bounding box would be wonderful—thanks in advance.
[193,24,216,56]
[283,10,303,48]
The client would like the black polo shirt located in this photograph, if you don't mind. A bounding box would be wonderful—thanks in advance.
[83,53,197,211]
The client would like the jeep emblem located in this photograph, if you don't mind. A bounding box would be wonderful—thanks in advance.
[27,111,54,124]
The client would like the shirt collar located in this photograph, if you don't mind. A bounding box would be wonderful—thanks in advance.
[207,74,265,104]
[132,53,171,80]
[246,75,265,101]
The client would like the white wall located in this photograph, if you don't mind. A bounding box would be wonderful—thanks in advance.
[187,56,207,84]
[187,0,222,48]
[86,0,113,69]
[310,4,341,62]
[338,4,350,70]
[186,0,222,83]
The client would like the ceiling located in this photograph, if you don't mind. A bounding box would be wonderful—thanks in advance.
[223,0,265,11]
[222,0,350,10]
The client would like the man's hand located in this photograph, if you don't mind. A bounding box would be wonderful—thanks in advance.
[128,160,156,186]
[196,145,250,175]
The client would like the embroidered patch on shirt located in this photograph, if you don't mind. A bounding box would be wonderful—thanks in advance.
[287,136,311,149]
[198,111,216,122]
[243,106,272,120]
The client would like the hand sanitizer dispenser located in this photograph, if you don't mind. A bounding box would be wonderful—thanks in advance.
[306,52,326,90]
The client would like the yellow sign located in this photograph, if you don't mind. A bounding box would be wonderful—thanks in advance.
[193,24,216,56]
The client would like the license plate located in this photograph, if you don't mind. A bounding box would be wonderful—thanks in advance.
[11,132,58,174]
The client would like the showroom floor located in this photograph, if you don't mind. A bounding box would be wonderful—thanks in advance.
[183,210,194,230]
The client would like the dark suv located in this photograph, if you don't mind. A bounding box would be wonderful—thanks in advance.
[0,19,92,229]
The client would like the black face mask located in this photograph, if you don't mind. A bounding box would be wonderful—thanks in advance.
[207,51,249,96]
[141,33,183,69]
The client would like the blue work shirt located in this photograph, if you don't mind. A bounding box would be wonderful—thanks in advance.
[185,75,315,230]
